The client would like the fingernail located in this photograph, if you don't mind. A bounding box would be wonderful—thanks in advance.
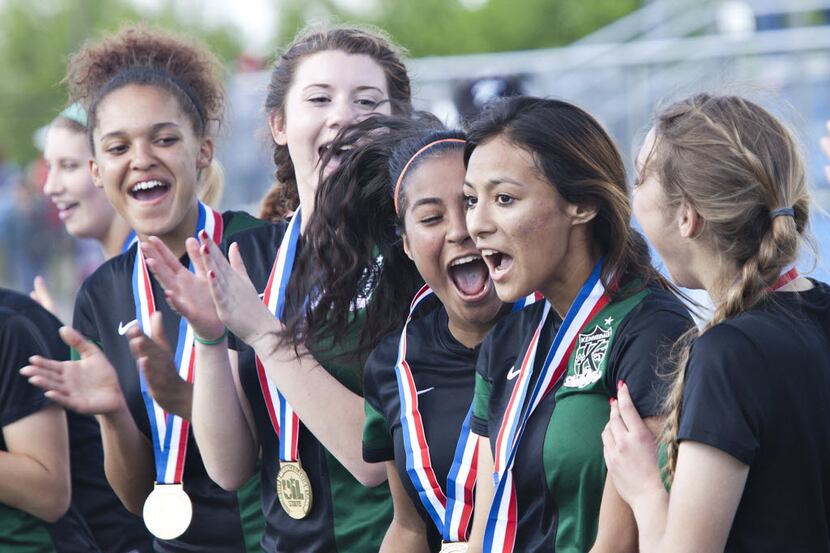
[617,380,624,390]
[609,397,615,405]
[208,270,215,279]
[199,230,209,240]
[201,244,208,254]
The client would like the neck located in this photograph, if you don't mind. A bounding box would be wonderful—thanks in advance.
[446,312,495,349]
[539,242,601,319]
[296,179,316,234]
[140,202,201,259]
[99,217,133,260]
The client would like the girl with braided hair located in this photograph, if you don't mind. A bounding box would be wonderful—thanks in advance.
[602,94,830,552]
[22,26,265,552]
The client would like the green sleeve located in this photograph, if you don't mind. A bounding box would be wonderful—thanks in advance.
[471,372,492,436]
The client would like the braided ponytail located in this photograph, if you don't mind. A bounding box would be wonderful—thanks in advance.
[647,94,810,481]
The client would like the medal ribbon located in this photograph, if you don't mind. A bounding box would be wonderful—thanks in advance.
[393,285,478,542]
[254,207,303,463]
[511,291,543,313]
[132,202,223,484]
[772,266,798,290]
[122,230,139,253]
[484,259,610,553]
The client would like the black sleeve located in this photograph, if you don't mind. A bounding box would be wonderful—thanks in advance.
[0,311,51,428]
[607,302,693,418]
[361,336,397,463]
[677,324,762,465]
[471,333,494,437]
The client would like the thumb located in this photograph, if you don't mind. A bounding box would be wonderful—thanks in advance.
[150,312,171,353]
[59,326,100,358]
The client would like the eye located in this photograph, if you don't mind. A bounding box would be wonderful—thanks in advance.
[105,144,127,156]
[355,97,380,109]
[155,135,179,147]
[308,95,331,104]
[496,193,514,206]
[60,161,79,171]
[464,194,477,210]
[419,214,443,225]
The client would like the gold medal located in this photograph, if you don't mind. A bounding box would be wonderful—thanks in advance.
[276,461,312,519]
[439,543,469,553]
[142,483,193,540]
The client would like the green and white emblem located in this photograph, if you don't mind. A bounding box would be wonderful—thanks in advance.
[564,323,612,388]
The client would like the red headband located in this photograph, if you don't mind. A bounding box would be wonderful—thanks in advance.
[393,138,466,215]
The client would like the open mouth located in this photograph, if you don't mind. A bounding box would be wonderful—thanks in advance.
[318,143,353,172]
[480,248,514,281]
[129,179,170,202]
[448,254,490,299]
[54,201,79,220]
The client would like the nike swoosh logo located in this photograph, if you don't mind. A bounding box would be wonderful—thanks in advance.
[118,319,138,335]
[506,365,521,381]
[416,387,435,396]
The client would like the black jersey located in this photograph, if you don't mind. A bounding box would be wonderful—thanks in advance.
[225,223,393,553]
[678,280,830,552]
[0,287,153,553]
[0,307,101,553]
[72,211,265,553]
[472,282,692,552]
[363,306,478,552]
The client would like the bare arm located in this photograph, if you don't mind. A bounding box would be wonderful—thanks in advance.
[380,461,431,553]
[466,436,494,553]
[22,326,155,515]
[0,405,70,522]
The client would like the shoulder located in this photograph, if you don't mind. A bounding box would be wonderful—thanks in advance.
[221,209,267,238]
[364,327,402,384]
[222,219,288,256]
[479,301,547,381]
[612,284,694,345]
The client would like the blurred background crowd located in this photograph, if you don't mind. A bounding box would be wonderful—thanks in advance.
[1,0,828,321]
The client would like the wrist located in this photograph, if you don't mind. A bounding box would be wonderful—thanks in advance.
[194,328,228,346]
[630,482,669,522]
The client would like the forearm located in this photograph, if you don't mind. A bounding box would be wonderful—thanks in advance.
[467,436,495,553]
[97,404,155,515]
[631,488,669,553]
[0,407,70,522]
[252,332,385,486]
[192,344,257,490]
[380,520,431,553]
[155,381,193,421]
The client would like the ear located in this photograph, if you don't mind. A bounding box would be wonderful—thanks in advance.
[197,137,214,170]
[401,233,414,261]
[89,159,104,189]
[678,200,702,239]
[268,111,287,146]
[565,202,599,226]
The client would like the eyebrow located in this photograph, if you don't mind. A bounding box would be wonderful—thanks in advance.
[302,84,385,94]
[463,177,525,190]
[410,197,444,210]
[99,122,181,142]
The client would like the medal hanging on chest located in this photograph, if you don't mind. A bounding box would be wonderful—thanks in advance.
[133,202,223,540]
[394,285,480,548]
[483,260,610,553]
[254,207,313,519]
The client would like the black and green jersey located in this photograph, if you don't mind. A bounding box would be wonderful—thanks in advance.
[363,306,478,552]
[72,211,265,553]
[0,307,101,553]
[678,280,830,552]
[472,282,692,552]
[227,223,393,553]
[0,287,153,553]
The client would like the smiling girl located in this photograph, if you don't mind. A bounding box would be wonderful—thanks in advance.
[22,26,264,552]
[461,97,693,553]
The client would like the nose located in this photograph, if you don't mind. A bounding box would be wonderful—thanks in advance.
[130,140,157,171]
[465,198,495,245]
[326,97,360,130]
[446,201,474,246]
[43,166,63,197]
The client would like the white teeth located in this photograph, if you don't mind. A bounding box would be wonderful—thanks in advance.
[480,249,500,257]
[338,144,353,152]
[450,255,482,267]
[132,180,164,192]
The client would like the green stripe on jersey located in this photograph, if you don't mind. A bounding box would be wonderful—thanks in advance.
[237,469,265,553]
[0,503,56,552]
[473,372,492,424]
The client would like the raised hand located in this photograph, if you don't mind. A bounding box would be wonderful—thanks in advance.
[30,275,58,318]
[141,236,225,341]
[21,327,126,415]
[601,382,664,507]
[127,311,192,420]
[196,234,277,349]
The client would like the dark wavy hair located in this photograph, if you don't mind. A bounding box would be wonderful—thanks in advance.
[283,112,457,361]
[259,24,412,222]
[464,96,666,293]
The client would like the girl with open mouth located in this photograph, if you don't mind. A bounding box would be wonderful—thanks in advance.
[461,97,694,553]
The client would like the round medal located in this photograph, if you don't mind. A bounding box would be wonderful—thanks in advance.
[439,543,469,553]
[276,461,313,519]
[142,483,193,540]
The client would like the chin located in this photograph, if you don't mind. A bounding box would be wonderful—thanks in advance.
[492,282,527,304]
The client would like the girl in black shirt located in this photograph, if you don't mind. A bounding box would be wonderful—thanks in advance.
[602,94,830,553]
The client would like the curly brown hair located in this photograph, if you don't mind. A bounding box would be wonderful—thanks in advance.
[65,24,226,149]
[259,24,412,222]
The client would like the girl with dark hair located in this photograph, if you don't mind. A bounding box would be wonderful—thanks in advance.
[461,96,693,553]
[21,26,265,552]
[602,94,830,553]
[141,24,414,552]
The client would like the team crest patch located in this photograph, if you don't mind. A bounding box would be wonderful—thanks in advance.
[564,324,612,388]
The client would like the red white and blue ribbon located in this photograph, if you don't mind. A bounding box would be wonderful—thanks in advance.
[122,230,139,254]
[254,207,303,463]
[483,259,610,553]
[772,266,798,290]
[393,284,478,543]
[132,202,223,485]
[511,292,543,312]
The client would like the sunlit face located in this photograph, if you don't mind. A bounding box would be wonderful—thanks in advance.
[43,125,117,240]
[464,135,579,303]
[401,150,505,329]
[632,129,697,287]
[269,50,391,203]
[90,84,212,240]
